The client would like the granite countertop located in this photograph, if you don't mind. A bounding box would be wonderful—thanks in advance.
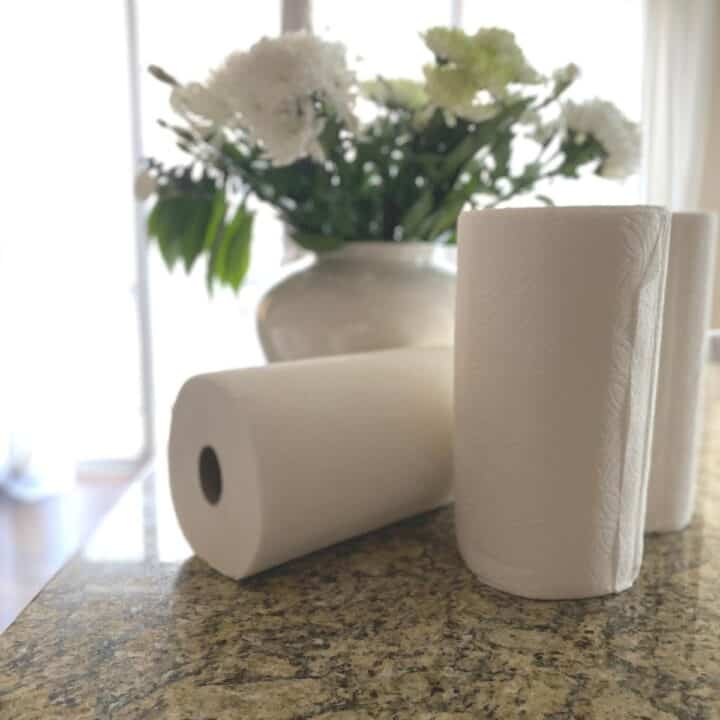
[2,377,720,719]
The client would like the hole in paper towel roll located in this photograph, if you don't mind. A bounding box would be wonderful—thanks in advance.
[199,446,222,505]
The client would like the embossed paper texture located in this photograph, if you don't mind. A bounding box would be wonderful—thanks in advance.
[454,206,670,599]
[169,347,453,579]
[647,212,717,532]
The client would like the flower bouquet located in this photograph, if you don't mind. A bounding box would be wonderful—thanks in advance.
[136,26,640,292]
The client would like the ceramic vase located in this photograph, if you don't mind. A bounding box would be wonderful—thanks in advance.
[256,241,456,362]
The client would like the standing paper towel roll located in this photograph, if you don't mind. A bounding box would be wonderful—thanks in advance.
[454,206,670,600]
[646,211,717,533]
[169,347,452,579]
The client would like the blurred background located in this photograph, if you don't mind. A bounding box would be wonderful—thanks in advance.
[1,0,718,629]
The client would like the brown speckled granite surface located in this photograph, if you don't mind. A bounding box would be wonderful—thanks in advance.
[2,377,720,719]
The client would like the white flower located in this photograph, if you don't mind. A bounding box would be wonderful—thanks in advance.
[205,32,357,166]
[423,26,540,108]
[134,170,157,200]
[563,99,641,178]
[170,82,233,127]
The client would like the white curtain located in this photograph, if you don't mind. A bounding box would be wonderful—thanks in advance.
[642,0,720,325]
[699,25,720,327]
[642,0,718,207]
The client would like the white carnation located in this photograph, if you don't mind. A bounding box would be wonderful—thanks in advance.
[563,99,641,179]
[134,170,157,200]
[206,32,356,166]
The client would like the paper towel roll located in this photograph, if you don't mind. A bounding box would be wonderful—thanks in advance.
[646,211,717,533]
[169,347,452,579]
[454,206,670,599]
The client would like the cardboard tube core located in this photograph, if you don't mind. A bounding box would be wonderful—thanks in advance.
[199,446,222,506]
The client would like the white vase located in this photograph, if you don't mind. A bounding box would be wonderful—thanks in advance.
[256,241,456,362]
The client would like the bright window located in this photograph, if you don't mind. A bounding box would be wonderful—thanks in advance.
[313,0,453,79]
[2,1,144,465]
[136,2,282,431]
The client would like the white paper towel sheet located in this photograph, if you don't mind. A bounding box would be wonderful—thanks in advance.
[647,212,717,532]
[169,347,452,579]
[454,206,670,599]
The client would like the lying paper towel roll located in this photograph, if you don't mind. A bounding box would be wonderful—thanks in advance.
[454,206,670,599]
[647,211,717,533]
[169,347,452,579]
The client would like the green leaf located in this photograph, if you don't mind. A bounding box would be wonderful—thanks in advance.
[203,191,229,293]
[416,173,483,240]
[206,205,255,292]
[158,233,180,268]
[206,229,227,293]
[433,133,486,181]
[147,64,179,86]
[203,191,227,250]
[147,196,191,270]
[400,190,435,238]
[535,194,555,206]
[490,130,512,180]
[223,208,254,290]
[147,193,216,273]
[418,197,466,240]
[429,110,518,184]
[179,197,213,273]
[147,199,168,240]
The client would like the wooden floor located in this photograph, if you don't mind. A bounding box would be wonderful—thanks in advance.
[0,471,134,633]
